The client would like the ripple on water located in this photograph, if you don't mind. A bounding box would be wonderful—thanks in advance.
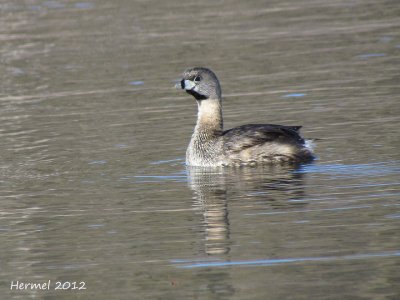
[128,81,144,86]
[245,204,372,216]
[172,251,400,269]
[385,213,400,219]
[74,2,94,9]
[150,158,184,165]
[293,162,400,178]
[88,160,107,165]
[357,53,386,59]
[132,174,187,183]
[378,36,393,43]
[119,168,187,183]
[42,1,65,9]
[282,93,307,98]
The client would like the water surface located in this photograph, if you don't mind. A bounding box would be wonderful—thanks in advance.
[1,0,399,299]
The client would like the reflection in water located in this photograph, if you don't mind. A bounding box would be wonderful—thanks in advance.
[188,167,230,255]
[187,165,308,256]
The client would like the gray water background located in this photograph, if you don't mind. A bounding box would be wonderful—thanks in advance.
[1,0,399,299]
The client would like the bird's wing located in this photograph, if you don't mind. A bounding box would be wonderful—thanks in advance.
[222,124,305,152]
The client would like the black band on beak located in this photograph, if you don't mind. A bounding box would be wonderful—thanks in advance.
[180,79,185,89]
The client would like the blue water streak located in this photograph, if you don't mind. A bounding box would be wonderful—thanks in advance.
[174,251,400,269]
[282,93,306,98]
[128,81,144,86]
[293,162,400,177]
[74,2,94,9]
[358,53,386,58]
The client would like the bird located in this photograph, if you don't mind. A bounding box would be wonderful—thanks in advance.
[175,67,315,167]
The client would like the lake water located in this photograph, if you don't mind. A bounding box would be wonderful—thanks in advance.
[1,0,399,299]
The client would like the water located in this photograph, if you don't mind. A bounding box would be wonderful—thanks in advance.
[1,0,399,299]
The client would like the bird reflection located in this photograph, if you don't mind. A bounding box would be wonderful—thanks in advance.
[186,165,307,256]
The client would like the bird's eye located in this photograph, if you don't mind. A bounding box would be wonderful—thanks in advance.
[194,76,201,82]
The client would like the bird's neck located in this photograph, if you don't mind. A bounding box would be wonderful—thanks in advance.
[194,98,223,140]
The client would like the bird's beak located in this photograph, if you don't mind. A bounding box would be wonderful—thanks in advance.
[175,79,196,90]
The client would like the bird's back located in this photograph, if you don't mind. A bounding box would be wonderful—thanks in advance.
[222,124,314,165]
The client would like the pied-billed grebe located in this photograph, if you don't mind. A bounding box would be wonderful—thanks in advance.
[175,67,315,167]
